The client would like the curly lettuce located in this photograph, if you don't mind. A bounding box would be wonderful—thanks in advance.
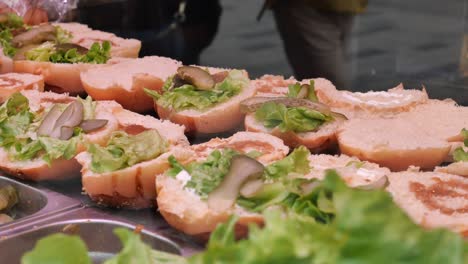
[88,130,167,173]
[255,101,333,133]
[25,41,111,64]
[287,80,318,102]
[453,128,468,162]
[145,70,248,112]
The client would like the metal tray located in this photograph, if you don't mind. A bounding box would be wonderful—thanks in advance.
[0,217,181,263]
[0,176,81,235]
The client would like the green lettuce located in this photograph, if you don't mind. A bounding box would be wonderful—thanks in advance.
[255,101,332,133]
[0,93,83,165]
[168,148,239,198]
[191,172,468,264]
[145,70,248,112]
[263,146,310,179]
[21,233,92,264]
[0,13,25,57]
[25,41,111,64]
[89,130,167,173]
[453,128,468,162]
[287,80,318,102]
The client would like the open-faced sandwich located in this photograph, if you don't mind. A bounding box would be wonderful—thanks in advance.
[145,66,254,134]
[337,100,468,171]
[0,90,119,181]
[80,56,181,113]
[242,80,347,152]
[0,72,44,103]
[156,131,392,238]
[75,108,189,209]
[387,170,468,236]
[54,22,141,58]
[156,131,289,237]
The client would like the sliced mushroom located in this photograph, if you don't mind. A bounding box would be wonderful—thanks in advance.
[53,100,84,130]
[170,75,187,90]
[13,44,39,60]
[239,178,264,198]
[55,43,89,54]
[12,24,56,48]
[79,119,108,133]
[59,126,74,140]
[207,155,264,211]
[37,105,62,137]
[296,84,309,99]
[177,66,215,91]
[211,71,229,83]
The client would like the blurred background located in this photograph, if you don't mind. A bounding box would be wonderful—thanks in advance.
[8,0,468,104]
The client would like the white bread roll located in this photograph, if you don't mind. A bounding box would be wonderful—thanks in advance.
[156,131,289,236]
[76,108,189,209]
[387,171,468,236]
[395,100,468,142]
[315,83,429,118]
[0,92,120,181]
[337,118,451,171]
[244,113,343,152]
[305,154,391,187]
[14,60,100,95]
[156,69,254,134]
[0,47,13,74]
[81,56,182,113]
[0,73,44,103]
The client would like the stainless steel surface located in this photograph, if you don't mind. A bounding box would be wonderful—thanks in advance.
[0,217,181,263]
[0,176,81,235]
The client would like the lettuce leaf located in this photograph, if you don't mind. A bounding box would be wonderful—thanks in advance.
[0,29,16,57]
[183,149,239,198]
[453,128,468,162]
[255,101,332,133]
[25,41,111,64]
[190,172,468,264]
[0,13,24,31]
[21,233,92,264]
[89,130,167,173]
[150,70,248,112]
[264,146,310,179]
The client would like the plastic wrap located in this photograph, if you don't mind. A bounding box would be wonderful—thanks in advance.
[1,0,78,22]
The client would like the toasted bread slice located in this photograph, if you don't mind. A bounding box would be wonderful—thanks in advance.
[156,131,289,236]
[0,92,120,181]
[76,108,189,209]
[244,113,343,152]
[315,83,429,118]
[156,68,254,134]
[81,56,182,113]
[305,154,391,187]
[0,73,44,103]
[387,171,468,236]
[13,60,100,95]
[337,118,451,171]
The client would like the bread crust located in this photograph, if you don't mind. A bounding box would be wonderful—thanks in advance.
[77,108,189,209]
[156,73,255,134]
[0,73,44,103]
[81,56,181,113]
[14,60,99,95]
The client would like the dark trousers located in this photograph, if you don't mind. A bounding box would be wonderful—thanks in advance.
[273,1,354,89]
